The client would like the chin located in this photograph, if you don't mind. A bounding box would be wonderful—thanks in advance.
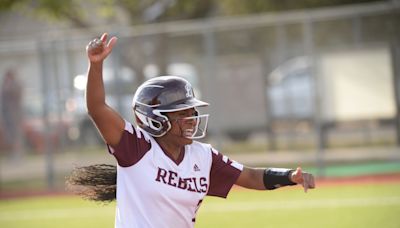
[182,138,193,145]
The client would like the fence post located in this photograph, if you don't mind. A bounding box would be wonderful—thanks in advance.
[392,42,400,146]
[303,18,326,177]
[202,23,224,149]
[38,40,55,189]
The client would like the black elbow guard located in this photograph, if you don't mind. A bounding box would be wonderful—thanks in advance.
[263,168,297,190]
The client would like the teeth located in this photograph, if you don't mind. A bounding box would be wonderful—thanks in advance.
[183,129,193,137]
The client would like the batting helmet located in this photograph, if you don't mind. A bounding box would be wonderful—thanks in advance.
[132,76,209,138]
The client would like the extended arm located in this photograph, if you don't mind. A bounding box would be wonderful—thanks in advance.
[236,166,315,192]
[86,33,125,147]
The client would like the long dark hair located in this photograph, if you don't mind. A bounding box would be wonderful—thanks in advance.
[66,164,117,202]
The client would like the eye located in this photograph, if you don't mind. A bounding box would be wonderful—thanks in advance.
[184,112,197,118]
[176,114,186,118]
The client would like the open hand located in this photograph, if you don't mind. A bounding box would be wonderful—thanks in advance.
[86,33,118,63]
[290,167,316,193]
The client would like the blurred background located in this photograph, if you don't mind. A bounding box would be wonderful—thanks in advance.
[0,0,399,196]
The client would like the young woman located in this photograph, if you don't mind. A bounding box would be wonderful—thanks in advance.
[71,33,315,228]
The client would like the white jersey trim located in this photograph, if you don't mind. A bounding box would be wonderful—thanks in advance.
[124,120,134,134]
[231,161,244,171]
[109,120,150,155]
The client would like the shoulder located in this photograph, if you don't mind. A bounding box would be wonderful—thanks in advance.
[188,141,214,154]
[108,120,153,167]
[186,141,214,164]
[120,120,152,143]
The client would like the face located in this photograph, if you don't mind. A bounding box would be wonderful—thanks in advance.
[165,108,198,145]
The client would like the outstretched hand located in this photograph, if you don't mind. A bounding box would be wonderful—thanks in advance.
[290,167,316,193]
[86,33,118,63]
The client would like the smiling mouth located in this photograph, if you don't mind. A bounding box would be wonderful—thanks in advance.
[183,129,194,138]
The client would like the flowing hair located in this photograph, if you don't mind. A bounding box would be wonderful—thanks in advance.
[66,164,117,202]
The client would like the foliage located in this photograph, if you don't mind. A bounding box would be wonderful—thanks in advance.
[218,0,385,15]
[0,0,388,85]
[0,0,87,27]
[0,0,387,27]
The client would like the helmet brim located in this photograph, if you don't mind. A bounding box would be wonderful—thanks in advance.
[156,98,209,113]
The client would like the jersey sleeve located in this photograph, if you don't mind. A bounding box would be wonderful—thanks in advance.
[207,147,243,198]
[107,120,151,167]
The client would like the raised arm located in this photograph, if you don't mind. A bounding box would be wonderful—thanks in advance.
[86,33,125,147]
[236,166,315,192]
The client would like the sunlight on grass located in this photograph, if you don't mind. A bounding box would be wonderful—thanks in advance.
[0,184,399,228]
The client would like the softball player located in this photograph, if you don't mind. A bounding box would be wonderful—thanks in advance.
[84,33,315,228]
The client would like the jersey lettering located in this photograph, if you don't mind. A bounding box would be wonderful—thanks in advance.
[168,170,178,187]
[155,167,208,193]
[184,177,198,192]
[155,167,168,183]
[199,177,207,191]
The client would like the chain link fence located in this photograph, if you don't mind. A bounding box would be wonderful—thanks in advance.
[0,2,399,190]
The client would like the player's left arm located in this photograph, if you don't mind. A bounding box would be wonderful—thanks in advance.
[236,166,316,192]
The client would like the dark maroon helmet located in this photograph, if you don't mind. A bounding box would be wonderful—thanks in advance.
[133,76,209,137]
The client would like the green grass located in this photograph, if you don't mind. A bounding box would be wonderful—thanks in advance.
[197,183,400,228]
[0,196,115,228]
[0,183,399,228]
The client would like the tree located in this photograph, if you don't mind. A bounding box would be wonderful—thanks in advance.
[0,0,386,84]
[1,0,385,27]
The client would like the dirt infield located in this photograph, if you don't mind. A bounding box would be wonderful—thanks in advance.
[0,189,68,200]
[1,172,400,200]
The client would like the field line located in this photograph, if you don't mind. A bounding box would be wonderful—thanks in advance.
[202,196,400,213]
[1,196,399,221]
[0,207,114,221]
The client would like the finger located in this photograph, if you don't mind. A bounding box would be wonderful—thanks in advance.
[306,173,316,190]
[294,167,304,183]
[87,38,101,49]
[107,37,118,49]
[87,41,104,55]
[102,37,118,56]
[296,167,303,177]
[308,174,316,189]
[86,40,96,50]
[94,38,103,46]
[303,174,309,193]
[100,33,108,43]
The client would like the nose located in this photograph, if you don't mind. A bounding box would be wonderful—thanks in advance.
[183,118,197,127]
[184,117,197,127]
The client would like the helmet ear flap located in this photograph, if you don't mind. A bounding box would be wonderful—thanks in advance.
[148,118,163,131]
[134,110,171,137]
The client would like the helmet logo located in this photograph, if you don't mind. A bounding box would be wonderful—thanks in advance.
[185,83,193,98]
